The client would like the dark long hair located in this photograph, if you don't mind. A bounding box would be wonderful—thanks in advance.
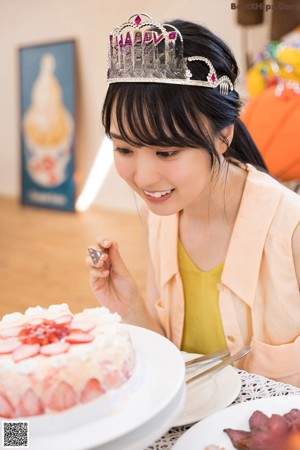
[102,19,268,172]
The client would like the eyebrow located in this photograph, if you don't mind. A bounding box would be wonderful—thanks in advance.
[110,132,126,141]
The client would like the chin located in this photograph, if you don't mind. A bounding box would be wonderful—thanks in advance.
[147,203,181,216]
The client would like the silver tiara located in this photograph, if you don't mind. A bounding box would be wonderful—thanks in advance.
[107,13,234,95]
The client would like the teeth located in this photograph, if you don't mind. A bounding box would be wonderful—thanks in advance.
[144,189,172,198]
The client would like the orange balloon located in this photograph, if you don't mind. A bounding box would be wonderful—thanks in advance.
[241,86,300,181]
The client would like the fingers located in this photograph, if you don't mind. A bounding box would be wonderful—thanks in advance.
[86,237,112,278]
[96,237,115,252]
[86,237,117,278]
[85,255,109,278]
[96,237,131,277]
[86,236,130,279]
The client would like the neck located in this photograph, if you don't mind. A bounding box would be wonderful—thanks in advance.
[181,158,246,228]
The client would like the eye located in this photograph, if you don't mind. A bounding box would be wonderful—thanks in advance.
[156,151,179,158]
[114,147,133,155]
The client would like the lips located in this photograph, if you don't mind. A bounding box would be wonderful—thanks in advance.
[142,188,175,203]
[143,189,174,198]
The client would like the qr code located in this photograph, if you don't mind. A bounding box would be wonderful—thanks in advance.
[1,421,29,448]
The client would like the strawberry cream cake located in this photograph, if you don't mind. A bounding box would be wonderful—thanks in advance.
[0,304,136,419]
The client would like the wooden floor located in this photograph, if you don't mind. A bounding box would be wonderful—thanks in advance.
[0,197,146,318]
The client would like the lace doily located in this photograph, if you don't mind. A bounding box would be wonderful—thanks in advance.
[145,369,300,450]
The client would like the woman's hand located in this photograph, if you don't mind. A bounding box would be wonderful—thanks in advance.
[86,237,148,326]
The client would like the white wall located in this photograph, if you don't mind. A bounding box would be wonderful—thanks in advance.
[0,0,270,211]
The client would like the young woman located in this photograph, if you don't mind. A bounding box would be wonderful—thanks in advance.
[86,14,300,386]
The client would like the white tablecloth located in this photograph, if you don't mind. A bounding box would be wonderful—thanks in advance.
[145,370,300,450]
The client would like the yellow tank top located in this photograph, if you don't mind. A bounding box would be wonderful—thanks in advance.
[178,240,227,355]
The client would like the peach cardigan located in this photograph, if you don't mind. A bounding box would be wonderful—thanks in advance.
[145,163,300,386]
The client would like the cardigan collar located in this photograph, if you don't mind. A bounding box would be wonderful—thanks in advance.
[155,164,283,308]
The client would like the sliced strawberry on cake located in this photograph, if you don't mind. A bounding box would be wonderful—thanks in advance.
[13,344,40,362]
[48,381,78,412]
[19,389,44,417]
[0,392,14,419]
[65,331,94,344]
[80,378,105,403]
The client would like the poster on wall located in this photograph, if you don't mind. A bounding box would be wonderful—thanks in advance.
[19,40,76,211]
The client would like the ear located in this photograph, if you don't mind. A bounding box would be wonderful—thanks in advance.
[216,125,234,155]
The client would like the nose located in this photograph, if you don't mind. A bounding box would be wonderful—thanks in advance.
[134,152,160,188]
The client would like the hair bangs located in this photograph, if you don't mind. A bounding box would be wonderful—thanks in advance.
[102,83,216,153]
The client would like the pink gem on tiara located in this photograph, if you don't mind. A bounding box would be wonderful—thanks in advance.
[135,15,142,25]
[169,31,177,40]
[107,13,234,95]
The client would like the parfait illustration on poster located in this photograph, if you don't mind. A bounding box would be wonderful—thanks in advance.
[20,41,76,211]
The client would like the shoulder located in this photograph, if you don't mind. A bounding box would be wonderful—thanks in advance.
[256,168,300,288]
[242,166,300,256]
[247,165,300,214]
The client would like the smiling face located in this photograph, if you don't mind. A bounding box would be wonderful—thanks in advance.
[110,116,221,217]
[103,83,234,217]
